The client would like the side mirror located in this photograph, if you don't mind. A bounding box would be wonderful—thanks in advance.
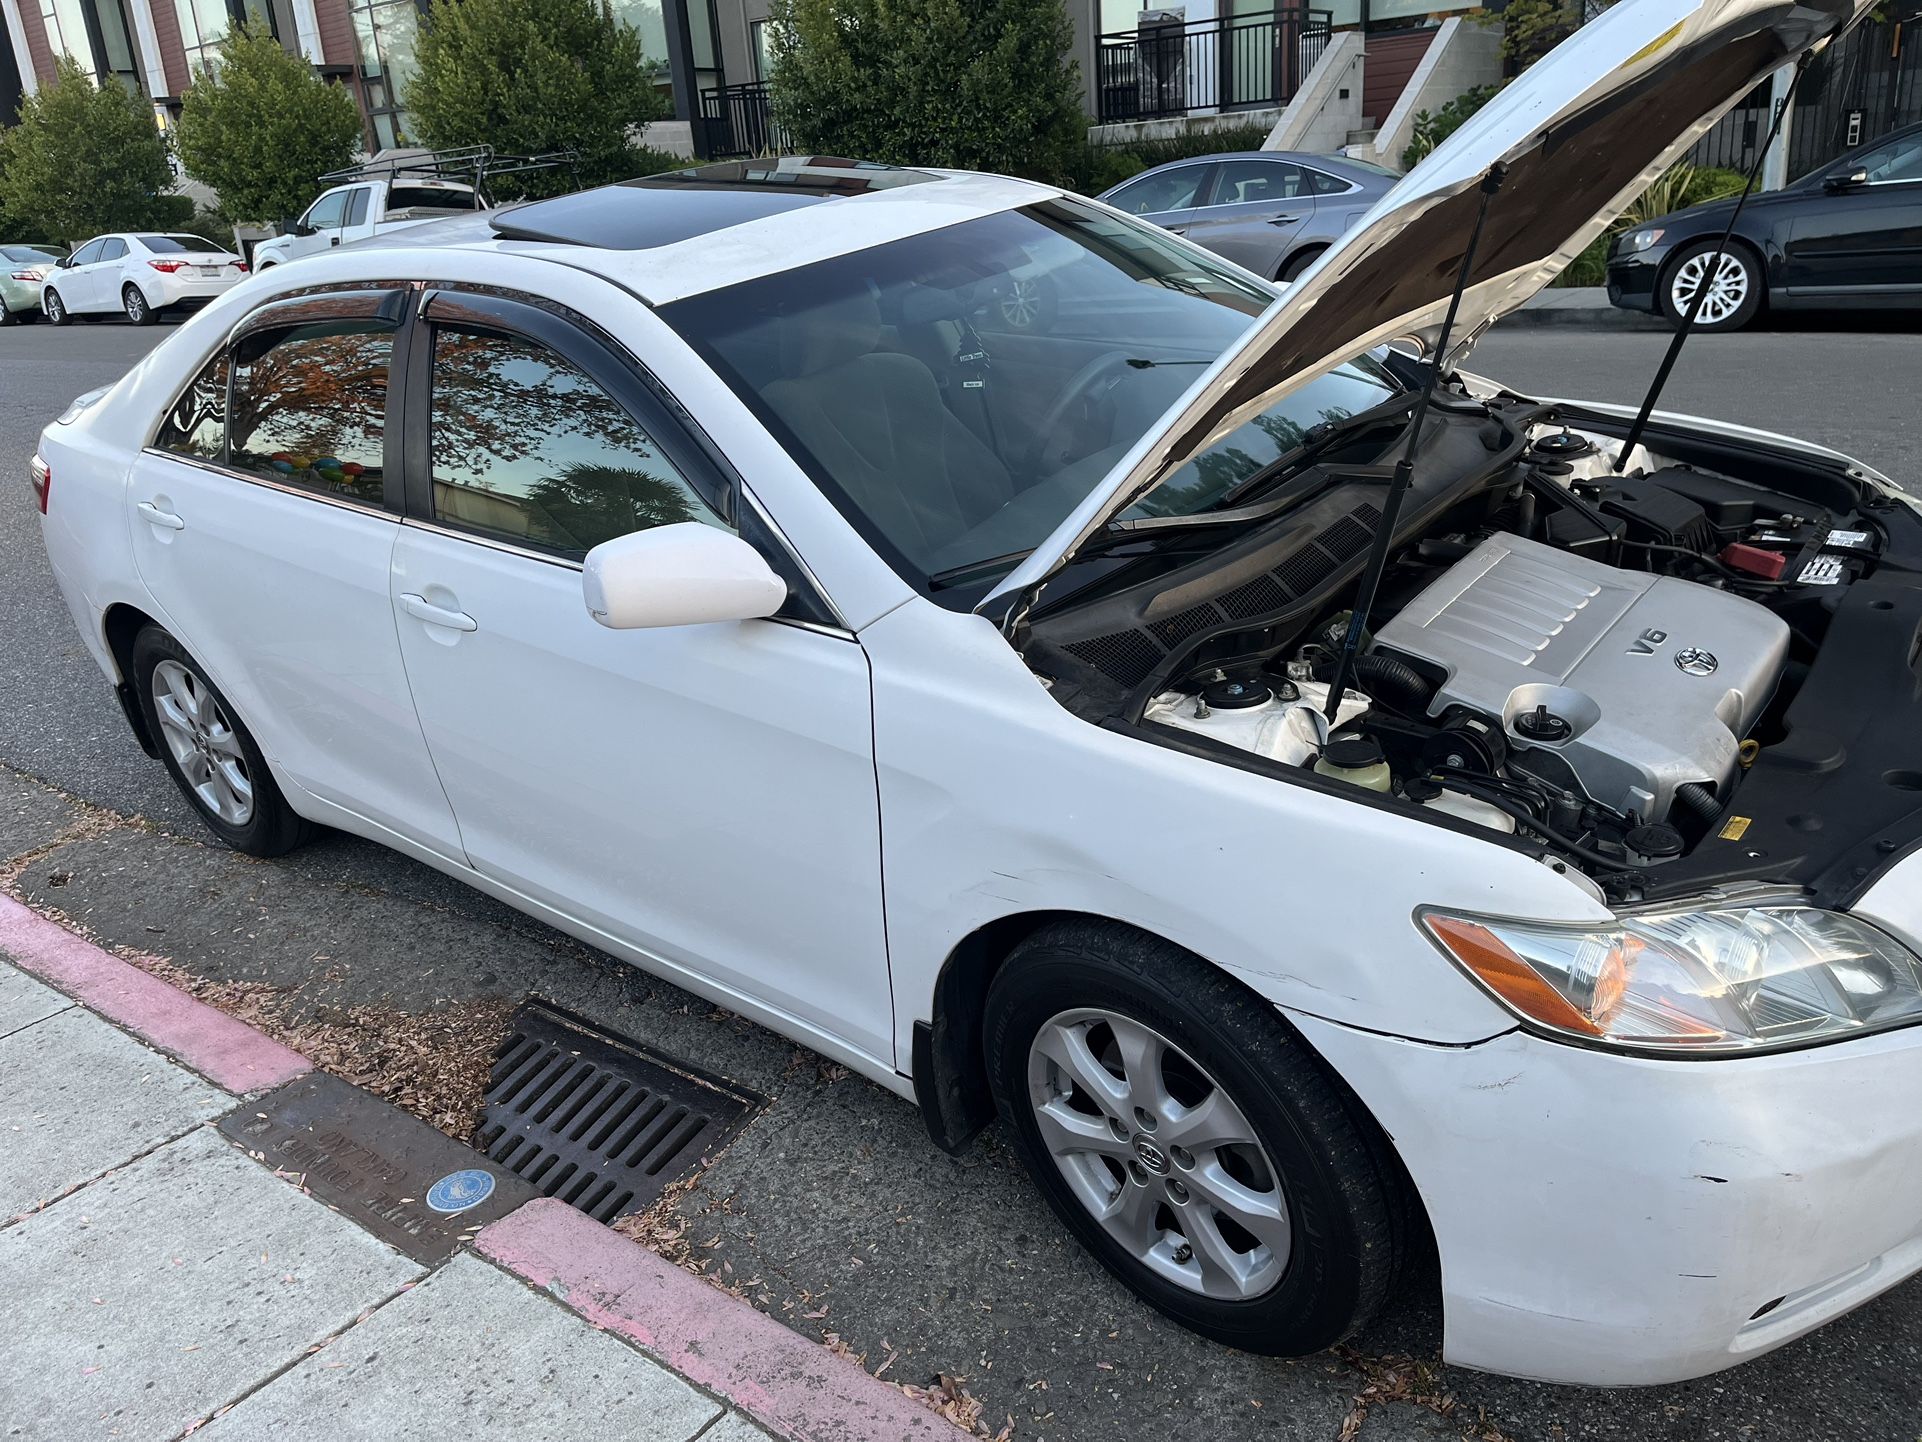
[582,522,787,630]
[56,255,72,268]
[1824,166,1869,192]
[289,221,315,237]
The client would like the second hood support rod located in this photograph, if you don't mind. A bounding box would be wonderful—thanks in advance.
[1324,162,1506,722]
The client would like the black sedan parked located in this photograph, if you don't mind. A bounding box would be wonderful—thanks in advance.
[1607,121,1922,330]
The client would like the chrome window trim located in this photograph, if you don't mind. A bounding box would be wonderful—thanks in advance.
[139,447,399,520]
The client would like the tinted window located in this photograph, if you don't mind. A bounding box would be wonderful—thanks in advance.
[1859,132,1922,183]
[1106,165,1210,215]
[345,187,370,226]
[228,320,392,505]
[155,352,228,462]
[98,238,127,261]
[388,184,475,212]
[1210,159,1311,206]
[1,246,62,264]
[1305,167,1354,196]
[304,190,349,229]
[429,328,722,556]
[139,234,224,254]
[69,239,105,266]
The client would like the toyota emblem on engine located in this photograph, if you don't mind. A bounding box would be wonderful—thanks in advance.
[1673,647,1719,677]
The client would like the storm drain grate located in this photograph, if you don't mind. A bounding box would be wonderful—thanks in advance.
[476,1000,764,1223]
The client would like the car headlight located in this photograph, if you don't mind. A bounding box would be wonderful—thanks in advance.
[1421,904,1922,1053]
[1618,227,1664,254]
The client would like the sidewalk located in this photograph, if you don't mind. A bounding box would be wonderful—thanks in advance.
[0,897,959,1442]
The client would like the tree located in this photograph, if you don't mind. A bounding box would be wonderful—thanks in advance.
[767,0,1085,183]
[0,58,179,245]
[1494,0,1618,71]
[406,0,670,198]
[174,23,365,224]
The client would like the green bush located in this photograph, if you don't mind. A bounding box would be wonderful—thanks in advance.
[1400,83,1501,171]
[768,0,1085,184]
[1062,120,1274,197]
[408,0,671,198]
[1554,162,1746,286]
[0,57,180,246]
[174,22,365,224]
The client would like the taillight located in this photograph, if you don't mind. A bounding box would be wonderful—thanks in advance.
[231,260,249,272]
[9,270,38,281]
[29,455,50,515]
[147,260,188,273]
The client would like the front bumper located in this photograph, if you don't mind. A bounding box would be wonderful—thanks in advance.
[1291,1006,1922,1386]
[1604,249,1669,313]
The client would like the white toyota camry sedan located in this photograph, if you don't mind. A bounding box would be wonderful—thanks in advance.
[32,0,1922,1387]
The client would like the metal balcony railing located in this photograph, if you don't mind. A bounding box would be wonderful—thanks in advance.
[700,82,788,160]
[1096,8,1333,125]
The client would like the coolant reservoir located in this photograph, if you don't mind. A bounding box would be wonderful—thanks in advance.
[1313,738,1393,794]
[1142,680,1367,767]
[1420,789,1517,834]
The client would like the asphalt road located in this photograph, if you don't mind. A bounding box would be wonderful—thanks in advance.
[2,314,1918,1442]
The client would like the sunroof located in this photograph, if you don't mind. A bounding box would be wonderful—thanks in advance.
[489,156,941,251]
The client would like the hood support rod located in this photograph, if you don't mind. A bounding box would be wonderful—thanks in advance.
[1615,51,1812,468]
[1324,162,1507,722]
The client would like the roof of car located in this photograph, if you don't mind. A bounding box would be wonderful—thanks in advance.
[1112,150,1398,188]
[365,157,1059,305]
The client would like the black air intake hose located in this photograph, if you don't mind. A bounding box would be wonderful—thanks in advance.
[1671,781,1724,832]
[1352,652,1437,716]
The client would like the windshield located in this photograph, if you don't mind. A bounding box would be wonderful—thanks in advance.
[663,198,1402,596]
[139,235,225,254]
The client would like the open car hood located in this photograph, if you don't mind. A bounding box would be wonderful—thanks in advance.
[981,0,1871,618]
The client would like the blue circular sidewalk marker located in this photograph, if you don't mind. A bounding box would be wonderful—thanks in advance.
[426,1168,497,1214]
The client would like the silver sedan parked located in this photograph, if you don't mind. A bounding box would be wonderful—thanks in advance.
[1098,150,1398,283]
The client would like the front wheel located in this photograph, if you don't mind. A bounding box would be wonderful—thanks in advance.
[984,920,1406,1355]
[131,627,311,856]
[42,288,69,325]
[1661,241,1762,331]
[123,283,156,326]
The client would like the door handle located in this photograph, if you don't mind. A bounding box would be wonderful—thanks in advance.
[1266,215,1303,225]
[330,236,341,246]
[1166,225,1189,235]
[399,592,477,632]
[137,501,185,530]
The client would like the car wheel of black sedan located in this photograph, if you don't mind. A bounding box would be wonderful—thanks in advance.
[1661,240,1763,332]
[985,919,1408,1355]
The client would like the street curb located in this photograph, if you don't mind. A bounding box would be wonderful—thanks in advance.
[478,1199,964,1442]
[1501,289,1669,331]
[0,894,311,1095]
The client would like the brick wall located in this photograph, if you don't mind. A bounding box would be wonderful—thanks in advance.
[15,0,58,88]
[147,0,191,96]
[314,0,357,69]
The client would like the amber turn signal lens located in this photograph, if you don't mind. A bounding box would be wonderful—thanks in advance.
[1424,915,1607,1036]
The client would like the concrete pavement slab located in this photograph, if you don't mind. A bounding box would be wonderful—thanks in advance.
[203,1251,723,1442]
[0,1003,228,1217]
[0,957,69,1039]
[0,764,82,858]
[0,1125,422,1441]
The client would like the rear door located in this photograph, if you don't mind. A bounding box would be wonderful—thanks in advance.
[126,289,466,857]
[1102,162,1216,237]
[1180,158,1319,279]
[386,289,894,1062]
[340,186,378,244]
[88,237,129,310]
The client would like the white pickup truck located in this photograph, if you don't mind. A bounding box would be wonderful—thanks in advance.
[250,174,483,269]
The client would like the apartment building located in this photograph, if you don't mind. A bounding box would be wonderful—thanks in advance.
[0,0,778,158]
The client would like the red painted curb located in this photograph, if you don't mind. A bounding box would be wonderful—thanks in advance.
[478,1198,962,1442]
[0,896,310,1095]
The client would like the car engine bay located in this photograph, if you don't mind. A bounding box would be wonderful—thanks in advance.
[1022,393,1922,904]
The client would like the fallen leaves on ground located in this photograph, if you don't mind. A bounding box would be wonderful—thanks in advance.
[1334,1347,1515,1441]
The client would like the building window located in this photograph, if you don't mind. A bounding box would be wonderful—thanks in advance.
[42,0,146,93]
[173,0,281,78]
[349,0,423,149]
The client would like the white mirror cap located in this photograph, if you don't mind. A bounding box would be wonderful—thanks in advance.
[582,522,787,630]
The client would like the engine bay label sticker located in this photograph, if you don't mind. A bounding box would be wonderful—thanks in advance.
[1718,815,1753,841]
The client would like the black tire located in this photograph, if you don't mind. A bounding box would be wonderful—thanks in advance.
[985,920,1406,1355]
[1659,240,1763,332]
[1279,247,1325,284]
[42,287,70,326]
[130,626,311,856]
[123,283,156,326]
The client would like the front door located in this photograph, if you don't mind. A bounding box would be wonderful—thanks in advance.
[387,290,894,1063]
[127,290,466,858]
[1785,132,1922,296]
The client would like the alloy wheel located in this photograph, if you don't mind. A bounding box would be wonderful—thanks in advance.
[1668,249,1750,327]
[124,286,146,323]
[999,276,1042,329]
[1027,1008,1290,1300]
[151,659,254,825]
[43,290,64,324]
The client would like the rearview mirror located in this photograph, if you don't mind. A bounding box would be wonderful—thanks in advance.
[1824,166,1869,192]
[583,523,787,630]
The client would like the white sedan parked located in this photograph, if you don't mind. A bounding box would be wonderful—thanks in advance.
[39,232,248,326]
[32,0,1922,1389]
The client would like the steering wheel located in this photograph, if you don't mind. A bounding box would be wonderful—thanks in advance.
[1028,352,1137,473]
